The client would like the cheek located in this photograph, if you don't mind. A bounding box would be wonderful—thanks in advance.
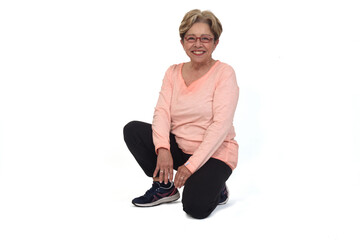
[205,46,214,54]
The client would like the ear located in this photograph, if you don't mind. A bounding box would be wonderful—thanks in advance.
[180,39,185,48]
[214,39,219,49]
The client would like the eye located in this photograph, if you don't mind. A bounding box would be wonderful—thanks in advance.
[201,37,211,42]
[186,36,196,42]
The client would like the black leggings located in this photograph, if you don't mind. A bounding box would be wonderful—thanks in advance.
[123,121,232,219]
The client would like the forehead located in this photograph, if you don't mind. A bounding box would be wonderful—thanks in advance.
[186,22,212,35]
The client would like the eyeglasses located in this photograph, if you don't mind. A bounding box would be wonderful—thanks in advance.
[184,35,214,43]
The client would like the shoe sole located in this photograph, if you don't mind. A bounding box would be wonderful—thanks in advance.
[133,192,180,207]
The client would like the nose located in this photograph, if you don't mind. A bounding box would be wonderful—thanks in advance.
[194,38,202,47]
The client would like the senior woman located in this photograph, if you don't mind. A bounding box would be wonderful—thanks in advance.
[123,9,239,219]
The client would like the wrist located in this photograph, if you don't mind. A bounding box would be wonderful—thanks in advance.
[157,148,169,154]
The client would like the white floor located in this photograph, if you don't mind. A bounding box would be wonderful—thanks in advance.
[1,144,359,240]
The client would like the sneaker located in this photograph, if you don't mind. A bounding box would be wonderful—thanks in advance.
[218,184,229,205]
[132,181,180,207]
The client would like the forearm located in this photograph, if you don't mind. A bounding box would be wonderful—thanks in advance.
[184,121,233,173]
[152,112,171,153]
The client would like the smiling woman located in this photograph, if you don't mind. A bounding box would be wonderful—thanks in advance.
[181,22,218,85]
[123,9,239,219]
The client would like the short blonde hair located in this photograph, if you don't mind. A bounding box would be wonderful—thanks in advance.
[179,9,223,41]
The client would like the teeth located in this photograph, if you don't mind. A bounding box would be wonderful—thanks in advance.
[193,51,204,54]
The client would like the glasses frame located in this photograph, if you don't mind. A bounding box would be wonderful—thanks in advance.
[184,35,214,43]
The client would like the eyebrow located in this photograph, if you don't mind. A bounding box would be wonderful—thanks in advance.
[185,34,213,37]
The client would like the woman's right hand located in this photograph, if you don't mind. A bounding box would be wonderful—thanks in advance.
[153,148,173,184]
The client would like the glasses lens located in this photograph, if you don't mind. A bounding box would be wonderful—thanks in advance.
[185,35,213,43]
[186,36,196,42]
[200,37,211,43]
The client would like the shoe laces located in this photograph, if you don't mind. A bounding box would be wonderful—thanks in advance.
[144,182,159,198]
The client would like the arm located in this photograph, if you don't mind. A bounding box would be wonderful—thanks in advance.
[183,67,239,174]
[152,66,175,183]
[152,66,174,154]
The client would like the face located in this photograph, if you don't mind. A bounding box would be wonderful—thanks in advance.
[181,22,219,65]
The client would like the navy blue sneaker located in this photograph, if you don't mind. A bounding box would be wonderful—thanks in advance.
[132,181,180,207]
[218,184,229,205]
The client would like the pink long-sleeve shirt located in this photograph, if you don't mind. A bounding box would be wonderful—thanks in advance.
[152,60,239,173]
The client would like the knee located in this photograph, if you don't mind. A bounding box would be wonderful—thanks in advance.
[182,196,212,219]
[123,121,141,140]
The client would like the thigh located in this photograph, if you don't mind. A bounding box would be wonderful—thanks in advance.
[169,133,191,170]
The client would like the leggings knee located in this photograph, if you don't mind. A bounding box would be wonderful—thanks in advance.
[123,121,138,137]
[123,121,146,143]
[182,199,212,219]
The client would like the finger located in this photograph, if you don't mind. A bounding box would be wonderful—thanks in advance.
[164,169,169,184]
[169,169,173,182]
[153,166,159,178]
[181,173,189,188]
[179,176,185,188]
[176,169,184,186]
[174,172,179,188]
[178,175,185,188]
[159,170,164,183]
[175,180,180,188]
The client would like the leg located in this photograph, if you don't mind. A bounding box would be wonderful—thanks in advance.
[123,121,157,177]
[124,121,188,207]
[169,132,192,171]
[182,158,232,219]
[123,121,190,177]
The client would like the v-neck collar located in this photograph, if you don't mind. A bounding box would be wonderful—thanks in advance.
[179,60,220,90]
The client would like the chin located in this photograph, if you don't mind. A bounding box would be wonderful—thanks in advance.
[190,55,209,62]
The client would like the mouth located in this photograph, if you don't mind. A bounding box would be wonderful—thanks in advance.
[191,50,206,56]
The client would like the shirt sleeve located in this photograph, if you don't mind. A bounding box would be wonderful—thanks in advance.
[152,66,175,154]
[184,66,239,173]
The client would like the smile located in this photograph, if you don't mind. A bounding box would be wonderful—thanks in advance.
[192,51,206,56]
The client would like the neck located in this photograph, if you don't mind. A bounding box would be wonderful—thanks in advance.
[189,59,215,71]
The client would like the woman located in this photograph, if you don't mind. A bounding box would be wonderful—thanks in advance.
[123,9,239,219]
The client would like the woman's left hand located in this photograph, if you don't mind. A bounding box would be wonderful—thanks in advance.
[174,165,192,188]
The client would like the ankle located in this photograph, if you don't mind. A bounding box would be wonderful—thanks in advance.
[154,181,172,188]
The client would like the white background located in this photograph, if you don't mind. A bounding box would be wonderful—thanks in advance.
[1,0,359,239]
